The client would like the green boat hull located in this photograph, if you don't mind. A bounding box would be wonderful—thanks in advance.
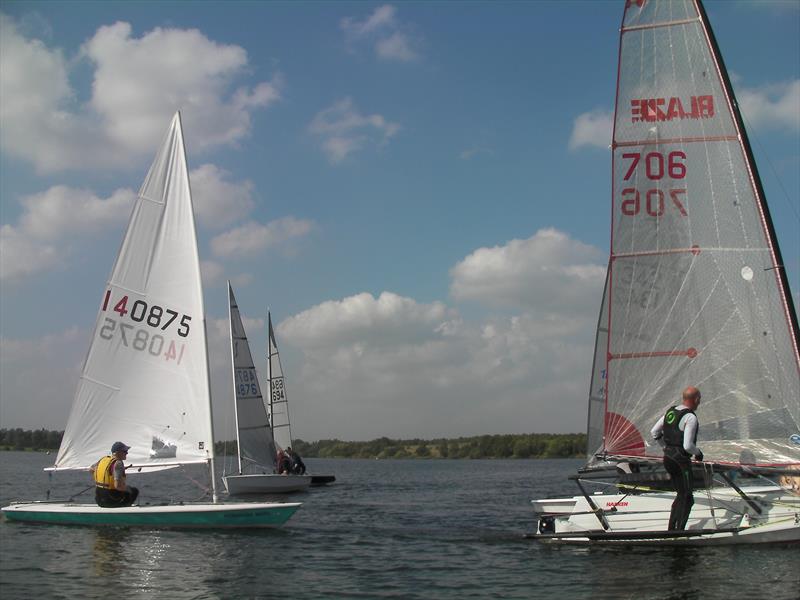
[1,501,301,528]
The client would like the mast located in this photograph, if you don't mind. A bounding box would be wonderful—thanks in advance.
[202,318,219,503]
[695,0,800,368]
[266,310,274,440]
[228,281,244,475]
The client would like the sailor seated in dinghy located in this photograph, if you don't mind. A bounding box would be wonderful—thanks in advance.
[91,442,140,508]
[650,387,704,531]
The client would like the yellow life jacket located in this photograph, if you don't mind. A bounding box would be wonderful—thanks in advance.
[94,455,124,490]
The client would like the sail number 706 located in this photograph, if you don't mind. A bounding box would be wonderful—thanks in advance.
[620,151,687,218]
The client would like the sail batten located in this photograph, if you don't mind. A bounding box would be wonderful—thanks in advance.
[596,0,799,467]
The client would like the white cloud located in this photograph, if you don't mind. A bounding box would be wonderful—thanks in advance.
[0,224,60,283]
[0,14,281,173]
[459,146,495,160]
[376,31,417,62]
[275,291,594,440]
[279,292,452,348]
[0,328,88,429]
[0,186,135,282]
[18,185,134,239]
[450,228,606,315]
[210,217,314,258]
[341,5,397,38]
[190,164,256,229]
[201,260,225,286]
[201,260,253,288]
[308,98,400,163]
[738,80,800,131]
[340,4,419,62]
[569,108,613,150]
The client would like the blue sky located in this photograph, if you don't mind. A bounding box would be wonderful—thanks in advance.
[1,0,798,441]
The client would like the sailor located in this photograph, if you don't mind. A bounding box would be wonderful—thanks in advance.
[91,441,139,508]
[650,387,704,531]
[287,446,306,475]
[276,449,292,475]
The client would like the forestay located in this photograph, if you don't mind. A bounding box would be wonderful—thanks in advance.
[55,113,214,471]
[267,314,293,452]
[228,284,278,473]
[601,0,800,466]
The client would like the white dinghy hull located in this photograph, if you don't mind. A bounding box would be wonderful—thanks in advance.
[223,474,311,495]
[2,501,301,528]
[531,485,800,545]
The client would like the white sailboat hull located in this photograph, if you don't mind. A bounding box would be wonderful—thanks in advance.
[1,500,301,528]
[223,473,311,495]
[531,484,800,545]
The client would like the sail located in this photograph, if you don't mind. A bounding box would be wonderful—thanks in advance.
[587,264,610,460]
[603,0,800,466]
[55,113,214,470]
[267,313,293,452]
[228,283,278,473]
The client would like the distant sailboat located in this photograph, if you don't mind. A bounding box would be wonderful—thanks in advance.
[267,312,336,486]
[529,0,799,545]
[1,113,300,527]
[222,283,311,494]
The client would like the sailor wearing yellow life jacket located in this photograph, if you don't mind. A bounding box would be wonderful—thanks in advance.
[91,442,139,508]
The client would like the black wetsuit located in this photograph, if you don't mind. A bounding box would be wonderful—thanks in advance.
[661,406,697,530]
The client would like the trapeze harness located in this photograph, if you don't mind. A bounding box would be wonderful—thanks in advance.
[661,406,697,459]
[94,455,124,490]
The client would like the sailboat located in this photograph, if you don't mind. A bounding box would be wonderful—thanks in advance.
[222,283,311,494]
[266,312,336,486]
[1,113,301,527]
[529,0,800,545]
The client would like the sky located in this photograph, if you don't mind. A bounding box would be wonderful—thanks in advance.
[1,0,798,442]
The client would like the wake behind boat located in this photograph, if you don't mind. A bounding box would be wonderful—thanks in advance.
[529,0,800,545]
[1,113,300,528]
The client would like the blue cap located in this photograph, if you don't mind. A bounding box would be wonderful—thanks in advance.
[111,441,130,454]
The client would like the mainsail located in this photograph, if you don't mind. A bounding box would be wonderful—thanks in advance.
[228,283,278,473]
[600,0,800,466]
[55,113,214,470]
[267,313,294,452]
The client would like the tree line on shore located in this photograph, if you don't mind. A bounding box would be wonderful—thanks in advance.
[1,429,586,459]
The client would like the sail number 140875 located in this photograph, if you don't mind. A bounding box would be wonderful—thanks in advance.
[101,290,191,337]
[620,151,687,218]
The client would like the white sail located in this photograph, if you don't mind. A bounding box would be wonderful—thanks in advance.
[586,265,610,460]
[228,283,278,473]
[601,0,800,466]
[267,313,293,452]
[55,113,214,471]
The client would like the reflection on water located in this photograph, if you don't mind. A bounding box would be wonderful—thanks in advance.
[2,452,799,600]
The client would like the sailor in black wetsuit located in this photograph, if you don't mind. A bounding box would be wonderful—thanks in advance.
[650,387,704,531]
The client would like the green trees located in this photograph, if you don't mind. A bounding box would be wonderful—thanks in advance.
[0,428,63,450]
[288,433,586,459]
[1,429,586,459]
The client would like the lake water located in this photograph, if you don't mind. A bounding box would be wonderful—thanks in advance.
[0,452,797,599]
